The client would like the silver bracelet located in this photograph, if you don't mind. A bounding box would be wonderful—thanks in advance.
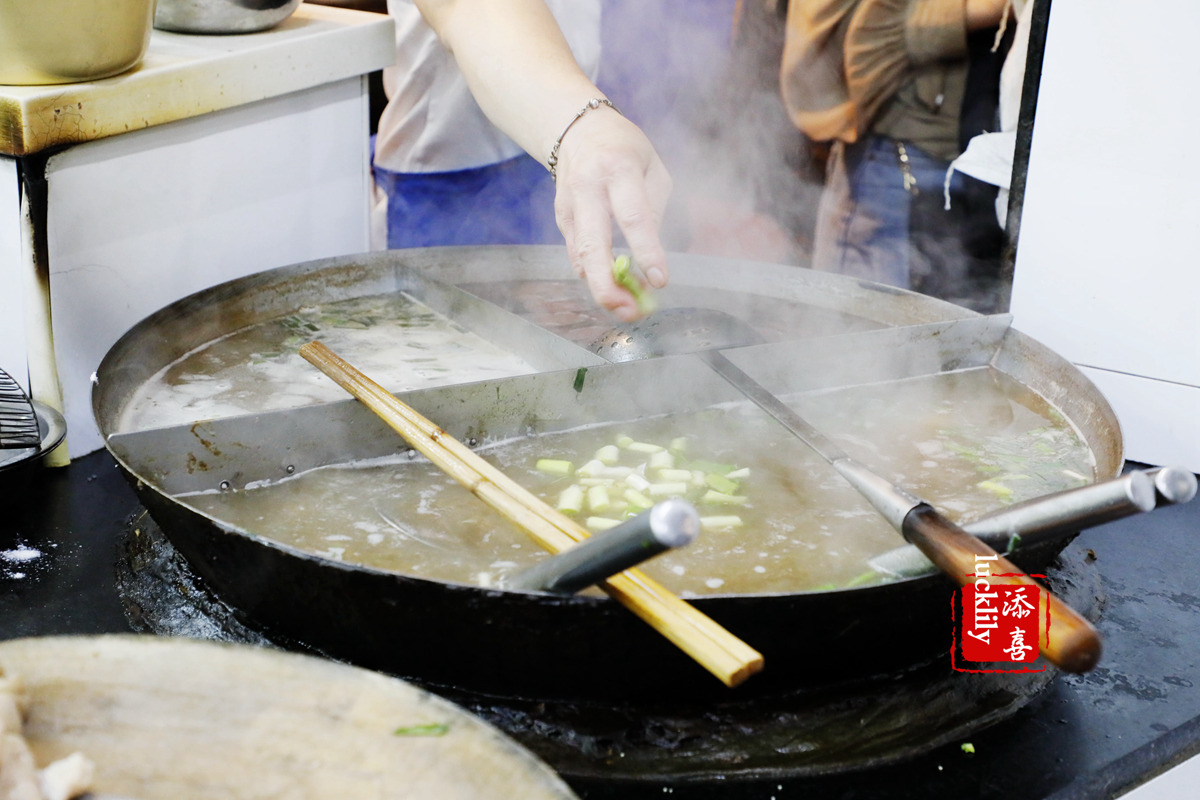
[547,98,619,182]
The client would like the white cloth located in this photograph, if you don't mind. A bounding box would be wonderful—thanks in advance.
[373,0,603,174]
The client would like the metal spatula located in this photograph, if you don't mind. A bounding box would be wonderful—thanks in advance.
[0,368,40,449]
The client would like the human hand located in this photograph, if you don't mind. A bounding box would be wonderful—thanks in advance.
[551,108,672,322]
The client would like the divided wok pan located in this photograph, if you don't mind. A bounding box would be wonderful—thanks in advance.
[93,246,1125,704]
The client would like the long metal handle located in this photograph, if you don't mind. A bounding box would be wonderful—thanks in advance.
[700,349,1103,673]
[505,499,700,594]
[871,468,1197,578]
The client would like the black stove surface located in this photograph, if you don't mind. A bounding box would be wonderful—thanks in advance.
[4,449,1199,800]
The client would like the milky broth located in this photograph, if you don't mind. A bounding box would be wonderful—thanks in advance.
[118,292,538,432]
[179,368,1096,597]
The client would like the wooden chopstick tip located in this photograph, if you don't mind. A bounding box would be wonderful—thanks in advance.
[727,654,766,687]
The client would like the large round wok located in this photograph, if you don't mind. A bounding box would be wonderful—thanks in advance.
[92,246,1124,705]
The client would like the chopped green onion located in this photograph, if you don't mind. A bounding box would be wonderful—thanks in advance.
[394,723,450,737]
[976,479,1014,499]
[648,450,675,470]
[700,515,744,530]
[624,488,653,511]
[844,570,881,588]
[587,485,612,513]
[624,472,651,492]
[586,516,621,531]
[536,458,573,477]
[612,254,658,315]
[576,459,607,477]
[557,484,584,515]
[701,489,748,506]
[595,444,620,465]
[704,472,739,495]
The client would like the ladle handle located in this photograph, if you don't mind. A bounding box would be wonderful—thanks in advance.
[506,499,699,594]
[902,504,1102,674]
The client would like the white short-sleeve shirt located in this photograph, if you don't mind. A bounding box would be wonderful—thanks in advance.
[373,0,602,174]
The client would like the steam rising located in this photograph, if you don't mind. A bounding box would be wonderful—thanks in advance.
[594,0,1007,314]
[596,0,822,266]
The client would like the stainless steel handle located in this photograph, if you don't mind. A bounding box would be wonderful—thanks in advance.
[504,498,700,594]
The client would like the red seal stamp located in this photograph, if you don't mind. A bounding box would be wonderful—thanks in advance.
[952,554,1048,673]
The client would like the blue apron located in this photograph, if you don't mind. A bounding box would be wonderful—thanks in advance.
[373,149,560,249]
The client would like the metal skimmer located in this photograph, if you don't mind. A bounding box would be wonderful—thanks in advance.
[0,368,40,448]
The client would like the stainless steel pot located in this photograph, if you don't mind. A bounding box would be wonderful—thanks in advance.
[153,0,301,34]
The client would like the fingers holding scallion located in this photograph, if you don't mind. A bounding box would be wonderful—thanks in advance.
[612,255,658,316]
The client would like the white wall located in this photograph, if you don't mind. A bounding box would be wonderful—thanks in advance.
[47,77,372,457]
[1010,0,1200,470]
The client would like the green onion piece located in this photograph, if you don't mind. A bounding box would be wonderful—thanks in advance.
[961,742,976,755]
[725,467,750,480]
[657,468,693,483]
[394,723,450,737]
[976,479,1014,499]
[557,484,584,515]
[612,254,658,315]
[595,444,620,466]
[648,450,675,470]
[705,472,739,495]
[700,515,743,530]
[669,437,689,454]
[586,516,621,531]
[626,440,664,454]
[844,570,881,588]
[575,459,607,477]
[649,482,690,498]
[625,472,651,492]
[536,458,573,477]
[624,488,653,511]
[701,489,748,506]
[586,484,611,513]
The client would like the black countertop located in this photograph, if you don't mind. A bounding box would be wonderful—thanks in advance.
[3,449,1199,800]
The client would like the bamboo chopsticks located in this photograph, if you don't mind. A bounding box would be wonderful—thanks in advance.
[299,341,763,688]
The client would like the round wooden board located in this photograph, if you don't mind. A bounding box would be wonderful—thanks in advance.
[0,635,579,800]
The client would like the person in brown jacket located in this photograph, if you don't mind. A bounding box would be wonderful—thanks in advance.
[781,0,1013,303]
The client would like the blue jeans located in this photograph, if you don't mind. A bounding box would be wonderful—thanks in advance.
[812,135,975,293]
[373,153,560,249]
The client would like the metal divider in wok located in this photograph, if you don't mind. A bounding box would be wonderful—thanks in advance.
[93,251,607,437]
[711,314,1124,480]
[100,303,1121,703]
